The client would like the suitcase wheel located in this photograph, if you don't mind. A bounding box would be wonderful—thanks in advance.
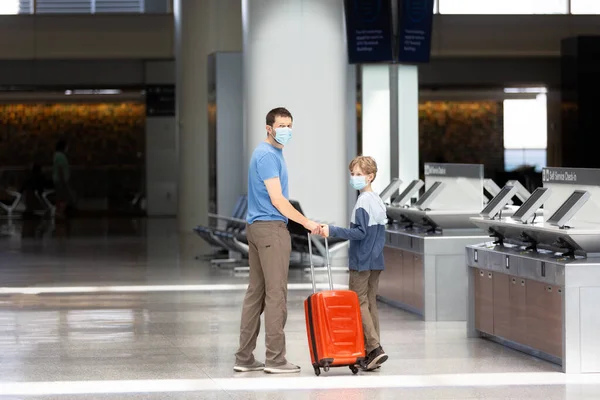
[350,365,359,375]
[313,365,321,376]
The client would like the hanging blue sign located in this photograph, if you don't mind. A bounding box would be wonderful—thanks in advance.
[344,0,394,64]
[397,0,434,63]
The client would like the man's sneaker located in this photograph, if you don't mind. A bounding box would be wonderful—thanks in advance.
[264,362,301,374]
[365,346,388,371]
[234,360,265,372]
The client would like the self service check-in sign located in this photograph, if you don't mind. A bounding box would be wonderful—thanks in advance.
[542,167,600,185]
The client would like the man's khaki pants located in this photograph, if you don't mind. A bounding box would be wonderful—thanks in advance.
[349,270,382,353]
[235,221,292,367]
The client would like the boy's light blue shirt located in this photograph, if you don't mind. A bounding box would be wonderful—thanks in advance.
[246,142,289,224]
[329,191,387,271]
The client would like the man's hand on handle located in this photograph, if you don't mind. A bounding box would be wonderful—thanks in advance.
[304,220,323,235]
[304,221,330,238]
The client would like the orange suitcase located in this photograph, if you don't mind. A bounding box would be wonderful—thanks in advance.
[304,234,365,376]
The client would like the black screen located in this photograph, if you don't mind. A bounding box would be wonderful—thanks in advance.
[547,190,588,225]
[480,185,515,217]
[415,181,442,207]
[512,188,549,221]
[392,180,422,206]
[379,178,400,202]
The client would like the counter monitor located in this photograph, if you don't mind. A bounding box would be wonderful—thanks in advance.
[510,187,552,223]
[506,180,531,203]
[547,190,591,228]
[379,178,402,204]
[414,181,445,211]
[392,179,424,207]
[484,179,502,199]
[479,185,518,219]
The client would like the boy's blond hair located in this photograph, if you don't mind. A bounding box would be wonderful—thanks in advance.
[349,156,378,182]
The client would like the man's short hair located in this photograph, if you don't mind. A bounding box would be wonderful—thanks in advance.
[349,156,378,182]
[266,107,293,126]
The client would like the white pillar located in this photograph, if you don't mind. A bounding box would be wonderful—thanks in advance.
[346,65,359,221]
[243,0,349,226]
[145,61,177,217]
[361,65,391,195]
[174,0,241,231]
[396,65,419,191]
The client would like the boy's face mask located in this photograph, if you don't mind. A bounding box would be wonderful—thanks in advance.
[350,176,368,191]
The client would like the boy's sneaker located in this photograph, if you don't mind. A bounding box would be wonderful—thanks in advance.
[364,346,388,371]
[264,362,301,374]
[234,360,265,372]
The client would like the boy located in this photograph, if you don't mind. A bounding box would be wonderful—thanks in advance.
[320,156,388,371]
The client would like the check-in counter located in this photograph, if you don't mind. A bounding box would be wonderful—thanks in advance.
[465,166,600,373]
[466,242,600,373]
[381,163,490,321]
[378,225,487,321]
[466,243,567,363]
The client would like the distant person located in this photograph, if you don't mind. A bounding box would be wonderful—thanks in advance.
[234,107,320,374]
[320,156,389,371]
[21,163,48,217]
[53,139,72,219]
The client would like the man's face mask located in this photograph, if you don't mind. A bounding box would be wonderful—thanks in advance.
[272,127,292,145]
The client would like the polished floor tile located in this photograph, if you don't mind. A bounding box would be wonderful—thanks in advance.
[0,218,598,399]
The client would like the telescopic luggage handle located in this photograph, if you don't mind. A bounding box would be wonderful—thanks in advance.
[307,232,334,294]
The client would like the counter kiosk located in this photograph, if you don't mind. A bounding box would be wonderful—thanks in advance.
[467,167,600,373]
[380,163,491,321]
[484,179,530,206]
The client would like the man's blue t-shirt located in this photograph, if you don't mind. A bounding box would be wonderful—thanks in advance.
[246,142,289,224]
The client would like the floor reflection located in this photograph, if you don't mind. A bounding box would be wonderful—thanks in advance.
[0,217,596,399]
[3,217,148,239]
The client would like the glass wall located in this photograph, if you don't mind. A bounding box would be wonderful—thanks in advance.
[419,88,549,174]
[3,0,599,15]
[418,100,505,173]
[439,0,567,14]
[571,0,600,14]
[0,101,145,213]
[0,0,20,14]
[503,92,548,172]
[437,0,600,14]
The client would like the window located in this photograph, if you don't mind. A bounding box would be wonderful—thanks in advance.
[36,0,90,13]
[439,0,567,14]
[35,0,143,14]
[503,91,548,172]
[571,0,600,14]
[0,0,20,14]
[19,0,32,13]
[94,0,144,13]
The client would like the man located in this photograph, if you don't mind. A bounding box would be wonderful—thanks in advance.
[53,139,72,219]
[234,107,320,374]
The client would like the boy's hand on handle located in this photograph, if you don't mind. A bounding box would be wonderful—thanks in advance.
[320,224,330,238]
